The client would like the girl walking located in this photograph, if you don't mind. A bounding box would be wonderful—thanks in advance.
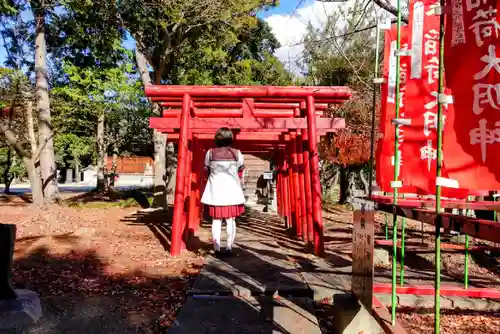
[201,127,246,255]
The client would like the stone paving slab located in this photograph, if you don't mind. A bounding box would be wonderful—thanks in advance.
[168,296,321,334]
[2,296,147,334]
[191,242,311,297]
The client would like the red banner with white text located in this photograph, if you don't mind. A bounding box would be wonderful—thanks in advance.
[376,25,416,193]
[443,0,500,191]
[400,0,473,198]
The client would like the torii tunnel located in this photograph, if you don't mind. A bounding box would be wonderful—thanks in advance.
[145,85,352,257]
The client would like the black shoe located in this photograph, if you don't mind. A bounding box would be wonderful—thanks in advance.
[224,249,233,256]
[213,249,223,257]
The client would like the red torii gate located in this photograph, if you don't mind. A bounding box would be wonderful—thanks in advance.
[145,85,351,256]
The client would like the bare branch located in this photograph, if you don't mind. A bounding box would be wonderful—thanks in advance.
[317,0,409,23]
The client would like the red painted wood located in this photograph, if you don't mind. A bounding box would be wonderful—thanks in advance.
[161,133,325,142]
[296,134,308,242]
[150,117,345,130]
[151,96,345,104]
[145,84,352,99]
[377,204,500,244]
[282,151,291,229]
[302,135,314,244]
[290,133,302,238]
[375,239,500,252]
[373,284,500,298]
[171,94,191,256]
[162,108,325,118]
[160,101,330,110]
[287,143,298,233]
[306,96,324,257]
[372,195,500,210]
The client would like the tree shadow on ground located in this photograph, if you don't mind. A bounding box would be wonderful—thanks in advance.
[471,251,500,277]
[9,244,202,333]
[0,193,33,206]
[182,223,323,333]
[120,207,212,255]
[237,209,353,269]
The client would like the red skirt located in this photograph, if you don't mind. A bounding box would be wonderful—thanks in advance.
[207,205,245,219]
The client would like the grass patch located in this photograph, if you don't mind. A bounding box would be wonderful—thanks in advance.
[64,187,154,209]
[66,197,143,209]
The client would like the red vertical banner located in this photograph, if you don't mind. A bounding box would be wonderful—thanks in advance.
[443,0,500,190]
[376,25,413,193]
[402,0,454,193]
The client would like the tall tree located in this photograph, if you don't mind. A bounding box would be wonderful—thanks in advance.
[302,0,377,203]
[31,0,59,201]
[0,68,44,204]
[52,60,150,190]
[117,0,277,209]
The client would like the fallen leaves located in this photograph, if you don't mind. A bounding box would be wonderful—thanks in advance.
[3,199,206,333]
[320,206,500,333]
[398,311,500,334]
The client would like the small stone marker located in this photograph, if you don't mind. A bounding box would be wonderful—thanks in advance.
[0,224,42,329]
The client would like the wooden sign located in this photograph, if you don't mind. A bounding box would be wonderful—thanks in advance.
[351,200,375,310]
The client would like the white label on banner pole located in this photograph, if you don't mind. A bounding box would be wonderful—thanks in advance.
[411,1,424,79]
[391,180,403,188]
[436,177,459,188]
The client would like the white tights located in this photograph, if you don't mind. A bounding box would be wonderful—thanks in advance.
[211,218,236,251]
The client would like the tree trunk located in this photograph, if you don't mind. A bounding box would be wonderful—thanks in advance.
[0,117,43,205]
[26,99,42,184]
[166,142,176,204]
[96,112,105,191]
[2,148,13,193]
[338,165,349,204]
[75,163,80,183]
[24,157,43,205]
[359,169,369,195]
[26,101,37,156]
[110,142,118,188]
[135,48,168,210]
[34,8,58,202]
[112,143,118,174]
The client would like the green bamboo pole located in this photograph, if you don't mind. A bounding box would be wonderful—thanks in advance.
[368,21,382,200]
[400,214,406,286]
[464,196,471,289]
[494,192,497,222]
[391,0,403,324]
[434,1,446,331]
[464,234,469,289]
[385,213,389,240]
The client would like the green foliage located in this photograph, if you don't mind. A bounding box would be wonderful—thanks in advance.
[170,18,292,85]
[117,0,279,81]
[52,59,153,158]
[0,146,26,185]
[0,1,18,16]
[54,133,92,168]
[48,0,127,68]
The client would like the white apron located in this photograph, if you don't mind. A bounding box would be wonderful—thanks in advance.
[201,148,246,206]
